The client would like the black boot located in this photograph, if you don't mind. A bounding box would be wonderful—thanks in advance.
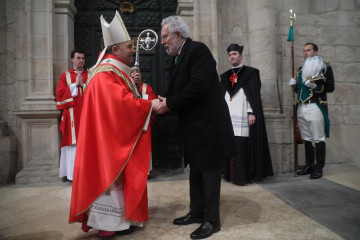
[310,142,326,179]
[297,141,315,175]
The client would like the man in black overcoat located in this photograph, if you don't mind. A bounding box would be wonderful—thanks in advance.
[156,16,235,239]
[220,44,273,184]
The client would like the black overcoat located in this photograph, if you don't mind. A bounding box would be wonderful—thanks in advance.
[166,38,235,171]
[220,66,274,180]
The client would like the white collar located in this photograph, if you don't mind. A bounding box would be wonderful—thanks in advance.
[177,39,187,56]
[231,63,243,69]
[100,57,132,76]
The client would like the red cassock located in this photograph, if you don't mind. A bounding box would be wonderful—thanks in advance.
[140,82,157,101]
[56,68,88,147]
[139,82,157,126]
[69,55,152,224]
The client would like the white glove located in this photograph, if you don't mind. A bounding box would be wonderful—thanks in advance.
[289,78,296,86]
[305,80,317,89]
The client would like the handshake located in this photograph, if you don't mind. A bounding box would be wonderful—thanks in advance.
[289,77,317,89]
[130,69,169,114]
[151,96,169,115]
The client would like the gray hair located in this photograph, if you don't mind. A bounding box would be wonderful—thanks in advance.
[161,16,190,38]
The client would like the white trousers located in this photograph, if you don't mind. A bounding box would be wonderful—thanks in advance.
[87,177,131,231]
[297,103,325,143]
[59,145,76,180]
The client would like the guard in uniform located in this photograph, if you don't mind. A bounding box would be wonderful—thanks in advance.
[290,42,335,179]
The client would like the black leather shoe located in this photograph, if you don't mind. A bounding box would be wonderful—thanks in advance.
[297,165,315,175]
[173,211,204,225]
[190,221,220,239]
[310,170,323,179]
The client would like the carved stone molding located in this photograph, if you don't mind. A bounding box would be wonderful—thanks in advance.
[54,0,77,19]
[176,0,194,16]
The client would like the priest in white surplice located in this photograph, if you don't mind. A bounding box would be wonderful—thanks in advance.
[220,43,273,185]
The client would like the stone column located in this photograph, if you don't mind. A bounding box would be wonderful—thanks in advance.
[14,0,76,184]
[247,0,293,173]
[177,0,219,63]
[247,0,277,111]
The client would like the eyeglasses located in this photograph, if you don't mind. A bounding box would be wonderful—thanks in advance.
[161,32,176,40]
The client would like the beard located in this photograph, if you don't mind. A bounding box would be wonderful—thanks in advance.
[302,56,326,83]
[166,45,177,56]
[165,40,182,56]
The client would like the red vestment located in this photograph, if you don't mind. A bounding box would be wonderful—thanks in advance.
[139,82,157,125]
[56,68,88,146]
[139,82,157,100]
[69,54,152,224]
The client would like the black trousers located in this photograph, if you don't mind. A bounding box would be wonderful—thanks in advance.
[223,136,250,184]
[189,166,222,224]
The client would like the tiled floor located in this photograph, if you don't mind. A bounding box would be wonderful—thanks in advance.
[0,163,358,240]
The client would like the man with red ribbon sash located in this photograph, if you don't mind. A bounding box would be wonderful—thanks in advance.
[56,49,88,181]
[69,11,160,237]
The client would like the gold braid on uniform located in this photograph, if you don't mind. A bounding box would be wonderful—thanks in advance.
[84,65,140,98]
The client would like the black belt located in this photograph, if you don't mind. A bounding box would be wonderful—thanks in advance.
[303,99,318,104]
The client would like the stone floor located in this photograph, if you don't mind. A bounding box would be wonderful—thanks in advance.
[0,162,359,240]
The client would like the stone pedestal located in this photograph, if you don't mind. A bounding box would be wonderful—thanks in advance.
[265,113,294,174]
[15,111,61,184]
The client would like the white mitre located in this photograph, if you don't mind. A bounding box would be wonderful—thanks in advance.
[101,10,130,47]
[90,11,131,72]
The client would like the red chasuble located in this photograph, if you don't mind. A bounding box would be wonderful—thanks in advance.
[69,55,152,224]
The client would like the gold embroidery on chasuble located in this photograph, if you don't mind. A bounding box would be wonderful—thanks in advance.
[86,65,140,98]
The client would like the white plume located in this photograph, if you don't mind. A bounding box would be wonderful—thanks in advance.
[302,56,326,83]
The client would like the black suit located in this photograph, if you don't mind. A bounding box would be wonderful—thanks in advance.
[166,38,235,223]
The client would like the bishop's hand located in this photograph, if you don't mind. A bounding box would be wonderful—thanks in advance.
[151,99,160,112]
